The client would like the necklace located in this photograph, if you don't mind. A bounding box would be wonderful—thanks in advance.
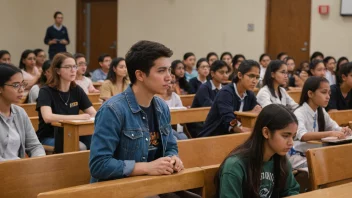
[58,92,70,106]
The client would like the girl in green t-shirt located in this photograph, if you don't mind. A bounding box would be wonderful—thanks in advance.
[217,104,300,198]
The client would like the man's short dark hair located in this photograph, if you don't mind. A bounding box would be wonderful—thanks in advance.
[125,40,173,84]
[98,53,111,63]
[73,53,85,61]
[54,11,63,19]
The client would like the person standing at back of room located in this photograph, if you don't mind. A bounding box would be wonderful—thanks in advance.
[44,11,70,60]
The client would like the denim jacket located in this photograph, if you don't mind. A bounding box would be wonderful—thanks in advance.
[89,85,178,183]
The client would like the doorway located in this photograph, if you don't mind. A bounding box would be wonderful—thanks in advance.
[76,0,117,72]
[266,0,311,65]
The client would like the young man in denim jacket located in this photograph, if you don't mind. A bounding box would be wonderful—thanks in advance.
[89,40,183,183]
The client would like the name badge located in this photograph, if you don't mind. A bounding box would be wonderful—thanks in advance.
[70,102,78,108]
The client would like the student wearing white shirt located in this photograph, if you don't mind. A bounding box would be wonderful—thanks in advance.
[289,76,351,169]
[257,53,271,88]
[323,56,337,85]
[256,60,298,110]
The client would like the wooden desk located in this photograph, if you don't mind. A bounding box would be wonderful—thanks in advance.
[92,82,102,90]
[234,111,258,128]
[170,107,210,125]
[328,110,352,126]
[289,182,352,198]
[287,89,302,103]
[52,120,95,153]
[87,93,100,103]
[37,167,205,198]
[180,94,195,107]
[19,103,37,117]
[350,121,352,129]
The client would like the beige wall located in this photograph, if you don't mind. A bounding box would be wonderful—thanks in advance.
[310,0,352,60]
[2,0,352,66]
[0,0,76,65]
[117,0,267,60]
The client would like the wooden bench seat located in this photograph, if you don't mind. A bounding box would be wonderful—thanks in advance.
[307,143,352,190]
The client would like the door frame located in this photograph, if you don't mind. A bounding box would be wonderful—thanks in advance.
[264,0,312,59]
[76,0,118,56]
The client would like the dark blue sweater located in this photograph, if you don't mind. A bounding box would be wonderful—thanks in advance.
[189,77,203,94]
[44,25,70,57]
[326,84,352,111]
[197,83,257,137]
[191,80,218,108]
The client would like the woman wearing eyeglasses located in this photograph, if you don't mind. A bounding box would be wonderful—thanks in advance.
[100,57,129,101]
[256,60,299,111]
[198,60,262,137]
[0,63,45,161]
[36,52,96,153]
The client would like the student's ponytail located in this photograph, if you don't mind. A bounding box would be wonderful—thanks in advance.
[317,107,325,132]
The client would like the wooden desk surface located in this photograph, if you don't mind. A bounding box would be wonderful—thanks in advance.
[234,111,259,117]
[289,182,352,198]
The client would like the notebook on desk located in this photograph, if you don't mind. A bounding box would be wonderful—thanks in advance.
[321,136,352,144]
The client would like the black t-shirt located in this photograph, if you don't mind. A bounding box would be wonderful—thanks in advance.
[36,85,92,140]
[140,102,162,162]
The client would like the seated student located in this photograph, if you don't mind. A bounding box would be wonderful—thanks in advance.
[285,57,296,87]
[292,61,309,88]
[89,40,183,183]
[220,52,233,68]
[19,50,41,90]
[0,64,45,161]
[188,58,210,94]
[157,75,188,140]
[192,60,230,108]
[91,53,112,82]
[0,50,11,64]
[327,62,352,111]
[207,52,219,67]
[308,60,326,77]
[324,56,337,85]
[100,57,129,101]
[74,53,100,94]
[34,48,47,72]
[36,52,96,153]
[336,56,349,74]
[217,104,300,198]
[289,76,351,170]
[257,53,271,88]
[28,60,51,103]
[228,54,246,80]
[310,51,324,62]
[277,52,288,61]
[171,60,191,95]
[183,52,197,81]
[197,60,262,137]
[256,60,298,110]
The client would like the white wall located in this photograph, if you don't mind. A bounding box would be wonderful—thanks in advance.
[117,0,267,60]
[310,0,352,60]
[0,0,76,65]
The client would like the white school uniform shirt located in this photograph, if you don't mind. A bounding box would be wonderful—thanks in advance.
[256,85,299,110]
[293,102,341,153]
[325,70,336,85]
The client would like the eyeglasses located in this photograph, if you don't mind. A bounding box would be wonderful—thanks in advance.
[217,70,229,75]
[61,65,78,70]
[245,74,261,80]
[4,82,28,90]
